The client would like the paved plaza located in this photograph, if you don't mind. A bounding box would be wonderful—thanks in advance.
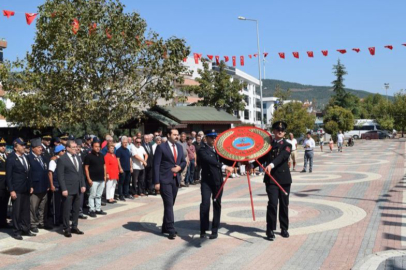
[0,139,405,270]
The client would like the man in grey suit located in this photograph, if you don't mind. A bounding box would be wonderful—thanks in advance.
[57,140,86,238]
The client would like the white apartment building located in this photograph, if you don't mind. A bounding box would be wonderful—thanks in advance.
[183,57,261,127]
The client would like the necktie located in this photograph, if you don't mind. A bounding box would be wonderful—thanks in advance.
[73,155,79,172]
[20,156,28,171]
[172,144,177,177]
[38,156,45,169]
[146,144,150,153]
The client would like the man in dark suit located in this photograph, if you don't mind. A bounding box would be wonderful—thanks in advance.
[27,138,51,232]
[153,128,186,240]
[142,134,154,195]
[57,139,86,237]
[198,130,233,239]
[6,138,34,240]
[0,137,10,228]
[258,121,292,241]
[41,133,54,164]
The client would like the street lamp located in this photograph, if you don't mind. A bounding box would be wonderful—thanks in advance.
[238,16,264,129]
[384,83,389,104]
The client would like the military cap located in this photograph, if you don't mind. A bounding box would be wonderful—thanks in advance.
[30,138,42,148]
[75,139,83,146]
[0,137,6,145]
[42,133,52,140]
[13,138,26,146]
[67,135,75,140]
[204,129,218,138]
[271,121,288,132]
[54,137,61,143]
[60,133,69,140]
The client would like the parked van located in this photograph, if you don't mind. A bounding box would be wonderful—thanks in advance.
[344,119,380,139]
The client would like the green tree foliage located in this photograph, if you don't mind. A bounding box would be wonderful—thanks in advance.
[331,59,347,106]
[0,0,189,130]
[323,106,354,136]
[185,60,246,114]
[272,101,315,137]
[273,84,291,102]
[393,90,406,136]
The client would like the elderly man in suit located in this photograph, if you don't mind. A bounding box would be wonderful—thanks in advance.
[57,140,86,238]
[142,134,154,195]
[153,128,186,240]
[6,138,34,240]
[27,138,52,233]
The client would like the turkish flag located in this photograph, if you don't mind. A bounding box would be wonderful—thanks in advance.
[72,18,80,35]
[322,50,328,56]
[278,52,285,59]
[352,48,360,53]
[293,52,299,59]
[384,45,393,50]
[194,53,200,64]
[240,56,244,66]
[254,54,258,57]
[224,56,229,62]
[3,10,15,18]
[263,52,269,58]
[248,55,252,59]
[198,53,202,59]
[307,51,314,58]
[183,58,187,62]
[215,55,220,65]
[368,47,375,56]
[88,23,97,35]
[106,29,112,39]
[25,13,37,25]
[232,56,236,67]
[207,55,213,60]
[337,49,347,54]
[403,44,406,46]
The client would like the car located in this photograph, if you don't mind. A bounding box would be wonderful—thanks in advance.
[361,130,391,140]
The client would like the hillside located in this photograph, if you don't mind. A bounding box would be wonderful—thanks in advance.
[260,79,381,109]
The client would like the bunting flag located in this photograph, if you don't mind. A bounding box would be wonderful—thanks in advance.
[3,10,15,18]
[368,47,375,56]
[248,55,252,59]
[88,23,97,35]
[232,56,236,67]
[253,54,258,57]
[278,52,285,59]
[207,55,213,60]
[215,55,220,65]
[240,56,244,66]
[193,53,199,64]
[384,45,393,50]
[198,53,202,59]
[352,48,360,53]
[72,18,79,34]
[293,52,299,59]
[25,13,37,25]
[224,56,229,62]
[183,58,187,62]
[403,44,406,46]
[105,29,112,39]
[337,49,347,54]
[322,50,328,56]
[263,52,269,58]
[307,51,314,58]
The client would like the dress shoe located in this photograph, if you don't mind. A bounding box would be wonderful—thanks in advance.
[78,214,88,219]
[168,233,176,240]
[107,200,115,204]
[101,202,106,206]
[200,232,207,238]
[89,211,97,218]
[13,233,23,240]
[30,227,39,233]
[125,195,134,200]
[281,229,290,238]
[64,230,72,238]
[300,169,306,173]
[96,210,107,215]
[309,170,312,173]
[44,225,54,230]
[119,196,126,201]
[190,182,196,185]
[162,229,177,235]
[185,183,189,187]
[209,233,218,240]
[71,228,84,235]
[22,231,36,237]
[265,230,275,241]
[180,184,186,187]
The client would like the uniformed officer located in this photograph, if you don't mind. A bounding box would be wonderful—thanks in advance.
[258,121,292,240]
[41,133,54,164]
[198,129,233,239]
[0,137,9,228]
[24,140,31,156]
[60,133,69,147]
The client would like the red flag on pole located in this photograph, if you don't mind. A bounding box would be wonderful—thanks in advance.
[193,53,200,64]
[263,52,269,58]
[72,18,80,34]
[322,50,328,56]
[337,49,347,54]
[352,48,360,53]
[224,56,229,62]
[368,47,375,56]
[3,10,15,18]
[278,52,285,59]
[384,45,393,50]
[207,55,213,60]
[232,56,236,67]
[293,52,299,59]
[25,13,37,25]
[240,56,244,66]
[215,55,220,65]
[248,55,252,59]
[307,51,314,58]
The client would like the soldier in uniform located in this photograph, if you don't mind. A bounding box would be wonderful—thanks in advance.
[0,137,10,228]
[41,133,54,164]
[24,141,31,156]
[198,129,233,239]
[60,133,69,147]
[257,121,292,241]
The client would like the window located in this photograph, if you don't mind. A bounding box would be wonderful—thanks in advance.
[256,112,261,121]
[244,110,249,120]
[234,110,240,118]
[244,95,249,106]
[256,100,261,109]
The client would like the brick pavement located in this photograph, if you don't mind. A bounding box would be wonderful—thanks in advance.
[0,140,405,270]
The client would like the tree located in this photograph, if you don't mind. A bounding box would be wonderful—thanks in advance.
[331,59,348,107]
[185,60,246,114]
[272,101,315,137]
[274,84,291,102]
[323,106,354,137]
[372,100,394,130]
[393,90,406,137]
[0,0,189,130]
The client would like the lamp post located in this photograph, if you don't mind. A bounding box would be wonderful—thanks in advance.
[238,16,264,129]
[384,83,389,115]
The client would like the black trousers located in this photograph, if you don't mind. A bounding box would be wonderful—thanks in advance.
[200,181,222,233]
[144,166,153,192]
[52,189,63,225]
[11,192,30,234]
[194,164,201,181]
[0,189,10,226]
[62,193,80,231]
[265,183,291,231]
[160,181,178,233]
[132,169,145,195]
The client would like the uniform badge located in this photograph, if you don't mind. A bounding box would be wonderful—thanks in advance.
[286,146,291,153]
[279,141,283,145]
